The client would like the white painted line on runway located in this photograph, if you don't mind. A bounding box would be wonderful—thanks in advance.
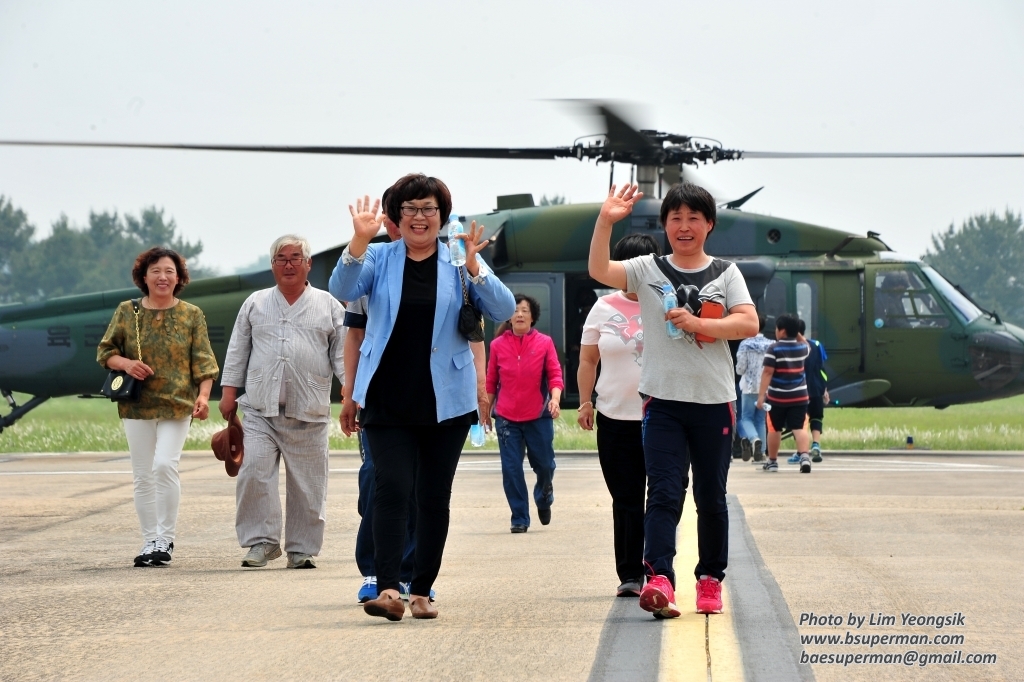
[749,466,1022,473]
[0,470,133,476]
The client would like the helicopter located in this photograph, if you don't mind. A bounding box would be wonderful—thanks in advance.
[2,104,1024,433]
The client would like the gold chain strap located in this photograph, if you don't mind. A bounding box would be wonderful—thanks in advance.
[132,300,143,363]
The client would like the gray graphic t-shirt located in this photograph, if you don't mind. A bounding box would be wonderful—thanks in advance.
[623,254,753,404]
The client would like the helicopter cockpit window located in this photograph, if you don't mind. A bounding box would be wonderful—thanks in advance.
[873,269,950,329]
[919,265,983,325]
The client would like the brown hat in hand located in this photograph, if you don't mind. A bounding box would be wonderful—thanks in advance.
[211,412,244,477]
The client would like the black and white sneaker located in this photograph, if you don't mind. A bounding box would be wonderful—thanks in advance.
[762,459,778,472]
[150,537,174,566]
[134,540,157,567]
[799,454,812,474]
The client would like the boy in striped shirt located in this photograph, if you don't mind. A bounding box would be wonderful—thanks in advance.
[756,314,812,473]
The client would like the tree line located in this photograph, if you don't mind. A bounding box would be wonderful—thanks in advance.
[1,194,1021,323]
[0,196,215,304]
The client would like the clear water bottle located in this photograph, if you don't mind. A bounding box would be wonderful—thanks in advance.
[470,423,486,447]
[448,216,467,266]
[661,283,682,339]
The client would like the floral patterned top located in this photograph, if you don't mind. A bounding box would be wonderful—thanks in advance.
[96,299,220,420]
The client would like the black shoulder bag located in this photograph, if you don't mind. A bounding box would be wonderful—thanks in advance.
[100,299,144,402]
[457,266,485,343]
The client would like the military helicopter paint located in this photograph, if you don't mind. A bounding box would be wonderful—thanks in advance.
[2,105,1024,432]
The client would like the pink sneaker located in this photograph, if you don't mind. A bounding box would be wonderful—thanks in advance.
[639,574,681,619]
[695,576,723,614]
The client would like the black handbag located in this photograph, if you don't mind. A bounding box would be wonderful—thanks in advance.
[456,266,485,343]
[100,299,144,402]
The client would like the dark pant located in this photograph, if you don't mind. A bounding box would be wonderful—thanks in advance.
[355,430,416,581]
[364,423,469,596]
[642,398,732,585]
[808,395,824,433]
[495,416,556,527]
[596,412,647,583]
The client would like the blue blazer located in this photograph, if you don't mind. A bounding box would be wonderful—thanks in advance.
[328,239,516,422]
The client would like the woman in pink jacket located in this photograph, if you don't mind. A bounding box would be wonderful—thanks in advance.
[486,294,564,533]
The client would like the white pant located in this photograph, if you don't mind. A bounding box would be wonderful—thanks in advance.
[123,417,191,542]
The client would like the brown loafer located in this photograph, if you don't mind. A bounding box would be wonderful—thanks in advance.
[409,596,438,619]
[364,593,405,621]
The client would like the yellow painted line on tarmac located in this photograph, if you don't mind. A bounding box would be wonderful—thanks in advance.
[659,502,745,682]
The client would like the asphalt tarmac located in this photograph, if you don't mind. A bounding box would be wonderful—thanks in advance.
[1,450,1022,681]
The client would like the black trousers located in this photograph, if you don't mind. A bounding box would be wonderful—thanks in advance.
[364,424,470,596]
[596,412,647,583]
[642,398,731,585]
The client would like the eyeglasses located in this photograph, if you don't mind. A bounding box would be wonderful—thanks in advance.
[273,256,307,267]
[400,206,440,217]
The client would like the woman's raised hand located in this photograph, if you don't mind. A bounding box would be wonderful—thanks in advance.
[598,183,644,225]
[461,220,489,277]
[349,196,385,241]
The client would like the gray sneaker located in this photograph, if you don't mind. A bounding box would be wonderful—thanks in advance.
[752,439,764,462]
[762,459,778,472]
[241,542,282,567]
[740,438,752,462]
[287,552,316,569]
[616,578,644,597]
[800,454,812,474]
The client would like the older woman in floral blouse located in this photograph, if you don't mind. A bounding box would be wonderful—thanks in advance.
[97,247,219,568]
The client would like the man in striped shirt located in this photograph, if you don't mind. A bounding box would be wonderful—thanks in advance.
[756,314,812,473]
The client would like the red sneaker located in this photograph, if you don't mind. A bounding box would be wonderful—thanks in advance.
[639,574,681,619]
[695,576,723,614]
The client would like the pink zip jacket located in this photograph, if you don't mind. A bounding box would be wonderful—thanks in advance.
[486,328,564,422]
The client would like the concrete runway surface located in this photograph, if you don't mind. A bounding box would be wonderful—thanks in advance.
[1,450,1022,681]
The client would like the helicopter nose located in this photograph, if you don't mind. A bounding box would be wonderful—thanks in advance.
[968,328,1024,391]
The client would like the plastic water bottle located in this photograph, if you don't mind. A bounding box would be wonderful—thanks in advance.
[660,283,682,339]
[448,217,467,266]
[470,423,486,447]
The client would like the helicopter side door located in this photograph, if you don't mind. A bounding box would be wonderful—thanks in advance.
[812,271,863,388]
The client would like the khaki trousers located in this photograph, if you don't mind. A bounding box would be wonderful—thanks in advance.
[235,411,329,555]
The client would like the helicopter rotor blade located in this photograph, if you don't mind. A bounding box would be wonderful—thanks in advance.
[0,140,577,160]
[592,103,658,154]
[741,151,1024,159]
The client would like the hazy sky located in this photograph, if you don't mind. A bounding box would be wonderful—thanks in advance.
[2,1,1022,273]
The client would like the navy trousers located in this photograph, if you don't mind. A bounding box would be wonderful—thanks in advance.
[354,430,416,581]
[642,398,732,585]
[495,416,556,527]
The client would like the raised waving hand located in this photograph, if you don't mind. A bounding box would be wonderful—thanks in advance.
[347,196,385,258]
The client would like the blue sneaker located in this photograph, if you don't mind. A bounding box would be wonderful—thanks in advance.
[357,576,377,603]
[787,453,801,464]
[399,582,436,602]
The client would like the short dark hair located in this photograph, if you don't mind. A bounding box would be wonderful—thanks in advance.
[513,293,541,326]
[385,173,453,226]
[132,247,189,296]
[797,318,806,335]
[659,182,717,232]
[612,233,662,260]
[758,315,768,334]
[776,313,799,338]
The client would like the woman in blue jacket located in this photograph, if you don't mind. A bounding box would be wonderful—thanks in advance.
[330,173,515,621]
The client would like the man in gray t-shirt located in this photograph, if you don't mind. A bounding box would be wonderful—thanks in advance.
[589,182,758,619]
